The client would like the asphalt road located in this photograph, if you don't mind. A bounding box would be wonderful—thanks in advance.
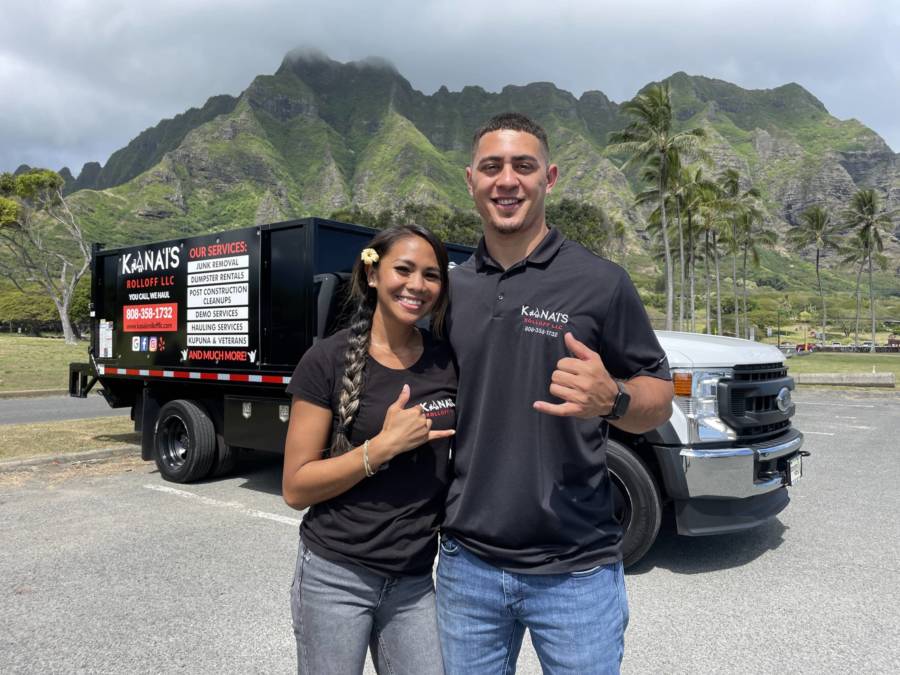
[0,392,129,425]
[1,389,898,674]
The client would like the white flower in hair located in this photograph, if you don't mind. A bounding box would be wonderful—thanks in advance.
[361,248,379,265]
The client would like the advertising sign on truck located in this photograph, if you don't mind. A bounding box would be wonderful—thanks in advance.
[104,228,260,368]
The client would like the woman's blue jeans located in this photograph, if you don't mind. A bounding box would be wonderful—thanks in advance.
[290,539,444,675]
[436,535,629,675]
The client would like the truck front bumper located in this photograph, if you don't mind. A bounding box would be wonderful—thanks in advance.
[653,428,805,536]
[679,428,804,500]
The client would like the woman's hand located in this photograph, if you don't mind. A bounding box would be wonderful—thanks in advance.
[282,387,454,510]
[370,384,455,465]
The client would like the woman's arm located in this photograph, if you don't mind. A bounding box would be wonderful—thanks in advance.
[282,385,454,511]
[282,398,368,510]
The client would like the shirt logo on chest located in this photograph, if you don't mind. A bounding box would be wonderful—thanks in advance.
[521,304,568,338]
[420,397,455,418]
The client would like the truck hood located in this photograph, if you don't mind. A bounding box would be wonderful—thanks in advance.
[655,331,785,369]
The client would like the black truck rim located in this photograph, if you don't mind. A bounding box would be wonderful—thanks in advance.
[158,414,191,471]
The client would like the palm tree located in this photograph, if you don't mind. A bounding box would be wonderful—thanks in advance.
[693,185,727,334]
[842,232,865,347]
[786,205,840,346]
[607,83,706,330]
[735,210,777,338]
[677,165,718,332]
[840,230,885,348]
[718,169,761,337]
[844,189,896,351]
[636,155,684,329]
[692,180,731,335]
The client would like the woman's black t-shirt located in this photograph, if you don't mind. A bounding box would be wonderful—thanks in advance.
[286,328,456,577]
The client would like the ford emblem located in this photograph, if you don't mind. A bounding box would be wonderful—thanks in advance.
[776,387,792,412]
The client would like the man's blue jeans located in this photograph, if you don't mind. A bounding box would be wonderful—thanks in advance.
[436,535,628,675]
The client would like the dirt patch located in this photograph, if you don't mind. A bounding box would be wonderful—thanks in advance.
[0,416,139,461]
[0,453,149,488]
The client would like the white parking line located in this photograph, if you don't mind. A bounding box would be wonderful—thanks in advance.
[798,401,875,408]
[144,484,301,527]
[804,431,835,436]
[794,414,857,420]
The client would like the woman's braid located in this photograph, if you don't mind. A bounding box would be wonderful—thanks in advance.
[330,297,374,455]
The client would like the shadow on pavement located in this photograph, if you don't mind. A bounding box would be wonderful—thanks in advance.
[232,451,284,497]
[628,510,788,575]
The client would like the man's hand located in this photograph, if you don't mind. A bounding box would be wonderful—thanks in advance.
[533,333,619,418]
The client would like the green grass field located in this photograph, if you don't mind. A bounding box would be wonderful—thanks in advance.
[0,334,89,392]
[785,352,900,379]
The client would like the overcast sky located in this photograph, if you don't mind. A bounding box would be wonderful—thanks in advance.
[2,0,898,175]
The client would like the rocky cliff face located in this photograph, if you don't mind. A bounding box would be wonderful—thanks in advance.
[63,52,898,263]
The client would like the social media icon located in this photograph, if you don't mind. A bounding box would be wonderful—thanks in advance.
[140,337,149,351]
[132,337,140,351]
[149,337,158,352]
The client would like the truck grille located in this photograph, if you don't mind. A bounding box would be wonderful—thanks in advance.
[718,363,794,442]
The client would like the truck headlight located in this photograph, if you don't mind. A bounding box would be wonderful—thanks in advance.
[672,368,737,444]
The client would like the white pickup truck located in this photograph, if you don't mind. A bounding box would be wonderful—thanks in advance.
[608,332,806,566]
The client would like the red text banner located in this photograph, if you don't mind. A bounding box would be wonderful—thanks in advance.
[123,303,178,332]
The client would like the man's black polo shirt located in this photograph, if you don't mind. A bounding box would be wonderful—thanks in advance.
[445,227,670,573]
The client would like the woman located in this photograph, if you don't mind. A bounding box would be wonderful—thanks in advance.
[282,224,456,675]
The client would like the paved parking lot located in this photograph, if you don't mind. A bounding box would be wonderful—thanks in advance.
[1,389,898,673]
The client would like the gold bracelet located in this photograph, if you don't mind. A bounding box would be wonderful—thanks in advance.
[363,439,376,478]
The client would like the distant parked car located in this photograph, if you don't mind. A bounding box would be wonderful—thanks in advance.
[831,341,842,348]
[778,344,797,358]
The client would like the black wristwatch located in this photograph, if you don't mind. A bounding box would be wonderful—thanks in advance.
[602,381,631,421]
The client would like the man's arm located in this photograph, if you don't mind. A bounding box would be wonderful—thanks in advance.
[607,375,673,434]
[533,333,673,433]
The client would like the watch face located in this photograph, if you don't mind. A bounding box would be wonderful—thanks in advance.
[611,381,630,419]
[614,387,631,417]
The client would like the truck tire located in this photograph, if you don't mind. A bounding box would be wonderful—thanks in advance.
[210,433,238,478]
[154,400,216,483]
[607,439,662,568]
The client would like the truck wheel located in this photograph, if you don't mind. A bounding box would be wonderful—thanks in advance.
[154,400,216,483]
[209,433,238,478]
[607,440,662,568]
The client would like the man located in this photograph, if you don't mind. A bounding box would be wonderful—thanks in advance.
[438,112,673,674]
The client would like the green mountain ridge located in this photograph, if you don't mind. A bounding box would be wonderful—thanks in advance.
[56,52,899,290]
